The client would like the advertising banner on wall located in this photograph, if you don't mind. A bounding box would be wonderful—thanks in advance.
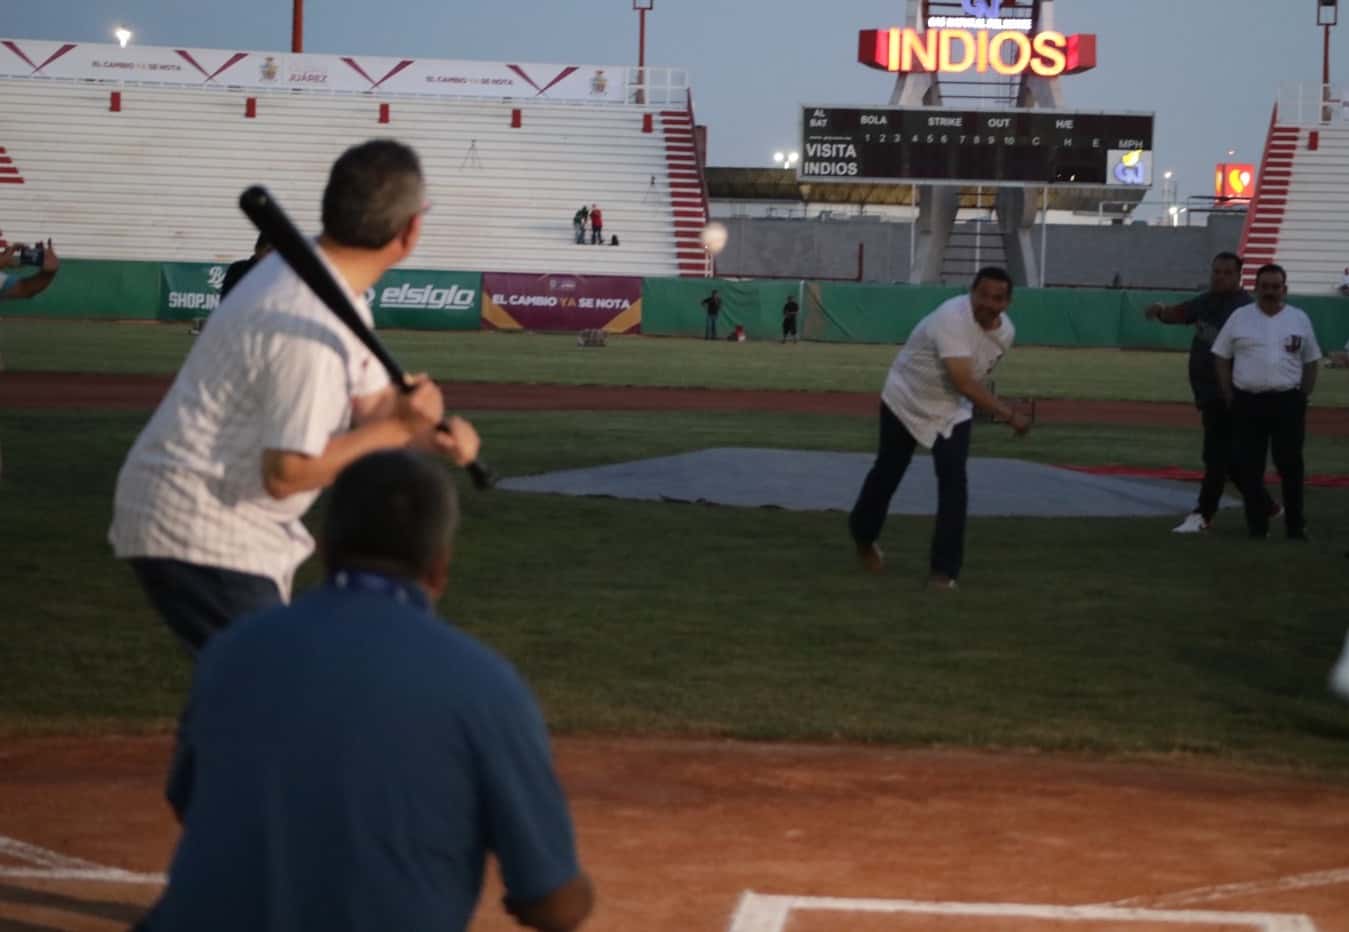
[0,38,630,102]
[159,262,480,329]
[160,262,228,320]
[365,269,481,330]
[481,272,642,333]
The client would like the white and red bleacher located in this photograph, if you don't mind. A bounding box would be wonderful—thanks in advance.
[0,40,711,278]
[1238,83,1349,294]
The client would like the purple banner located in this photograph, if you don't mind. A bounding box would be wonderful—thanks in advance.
[481,272,642,333]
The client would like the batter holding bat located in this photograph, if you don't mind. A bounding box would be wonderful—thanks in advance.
[110,139,481,653]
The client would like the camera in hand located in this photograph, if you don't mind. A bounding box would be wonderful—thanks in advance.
[18,243,45,267]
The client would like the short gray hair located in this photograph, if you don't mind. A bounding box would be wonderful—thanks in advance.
[321,139,425,249]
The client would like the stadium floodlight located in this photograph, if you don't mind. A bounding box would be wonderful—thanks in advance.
[633,0,654,9]
[114,26,133,47]
[773,151,786,164]
[787,151,800,165]
[1318,0,1338,27]
[1163,170,1173,180]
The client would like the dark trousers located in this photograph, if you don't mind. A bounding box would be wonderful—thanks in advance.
[591,225,603,244]
[705,314,718,339]
[1197,399,1272,520]
[1230,389,1306,537]
[850,403,971,579]
[128,557,282,655]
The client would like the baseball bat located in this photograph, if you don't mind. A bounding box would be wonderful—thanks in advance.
[238,185,495,490]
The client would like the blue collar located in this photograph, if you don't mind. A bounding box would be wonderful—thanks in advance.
[328,570,431,612]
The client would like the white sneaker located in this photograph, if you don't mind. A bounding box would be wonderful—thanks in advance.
[1330,633,1349,702]
[1171,512,1210,534]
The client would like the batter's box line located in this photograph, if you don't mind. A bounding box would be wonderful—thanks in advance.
[726,891,1319,932]
[1094,867,1349,909]
[0,835,164,885]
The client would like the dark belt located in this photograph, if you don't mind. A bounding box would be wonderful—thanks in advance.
[1233,387,1301,397]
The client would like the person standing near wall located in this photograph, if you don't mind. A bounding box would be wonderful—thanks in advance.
[782,294,800,343]
[701,289,722,340]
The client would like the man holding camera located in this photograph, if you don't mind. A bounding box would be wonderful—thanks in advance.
[0,237,60,301]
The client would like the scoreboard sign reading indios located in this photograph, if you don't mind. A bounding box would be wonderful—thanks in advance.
[859,0,1096,78]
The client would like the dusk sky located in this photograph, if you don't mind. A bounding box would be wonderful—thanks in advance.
[6,1,1343,211]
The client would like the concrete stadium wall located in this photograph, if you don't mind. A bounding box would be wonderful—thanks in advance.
[714,213,1246,291]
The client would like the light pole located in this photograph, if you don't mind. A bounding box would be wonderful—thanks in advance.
[1318,0,1338,120]
[114,26,133,48]
[773,151,800,169]
[293,0,304,53]
[634,0,653,104]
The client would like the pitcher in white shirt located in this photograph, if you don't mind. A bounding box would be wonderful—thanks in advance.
[1211,263,1321,540]
[849,268,1032,589]
[110,140,481,653]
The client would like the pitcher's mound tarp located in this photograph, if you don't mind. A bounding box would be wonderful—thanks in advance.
[501,448,1235,518]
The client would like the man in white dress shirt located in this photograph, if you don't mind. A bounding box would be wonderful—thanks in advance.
[849,267,1031,589]
[110,139,481,652]
[1211,263,1321,540]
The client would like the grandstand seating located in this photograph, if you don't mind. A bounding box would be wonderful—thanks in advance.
[1239,86,1349,294]
[0,79,709,277]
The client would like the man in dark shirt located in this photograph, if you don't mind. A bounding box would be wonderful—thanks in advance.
[136,449,594,932]
[220,234,272,299]
[701,289,722,340]
[1145,251,1276,533]
[782,294,800,343]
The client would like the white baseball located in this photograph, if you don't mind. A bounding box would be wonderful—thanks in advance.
[699,221,728,256]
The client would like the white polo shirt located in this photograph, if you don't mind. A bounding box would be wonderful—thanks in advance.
[1211,303,1322,393]
[881,294,1015,448]
[109,249,389,599]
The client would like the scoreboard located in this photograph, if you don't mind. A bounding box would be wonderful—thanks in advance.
[799,106,1155,187]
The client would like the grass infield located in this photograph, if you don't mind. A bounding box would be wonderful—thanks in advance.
[4,320,1348,406]
[2,408,1346,775]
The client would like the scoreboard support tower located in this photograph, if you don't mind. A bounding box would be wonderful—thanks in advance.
[891,0,1063,286]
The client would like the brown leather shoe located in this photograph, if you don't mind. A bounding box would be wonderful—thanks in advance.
[856,541,884,574]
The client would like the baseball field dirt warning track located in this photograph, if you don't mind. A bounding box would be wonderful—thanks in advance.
[1,737,1347,931]
[2,371,1348,435]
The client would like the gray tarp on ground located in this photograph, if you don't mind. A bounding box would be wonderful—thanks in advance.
[501,448,1233,518]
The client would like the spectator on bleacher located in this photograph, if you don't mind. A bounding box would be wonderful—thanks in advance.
[0,236,60,302]
[1338,267,1349,297]
[589,205,603,245]
[1144,251,1275,534]
[572,206,589,245]
[701,289,722,340]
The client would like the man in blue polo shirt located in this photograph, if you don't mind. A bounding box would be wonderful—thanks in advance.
[139,449,594,932]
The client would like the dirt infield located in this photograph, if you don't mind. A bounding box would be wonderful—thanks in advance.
[3,371,1347,435]
[1,736,1346,932]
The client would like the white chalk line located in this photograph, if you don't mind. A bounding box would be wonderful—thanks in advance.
[0,835,164,885]
[1098,867,1349,909]
[727,892,1319,932]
